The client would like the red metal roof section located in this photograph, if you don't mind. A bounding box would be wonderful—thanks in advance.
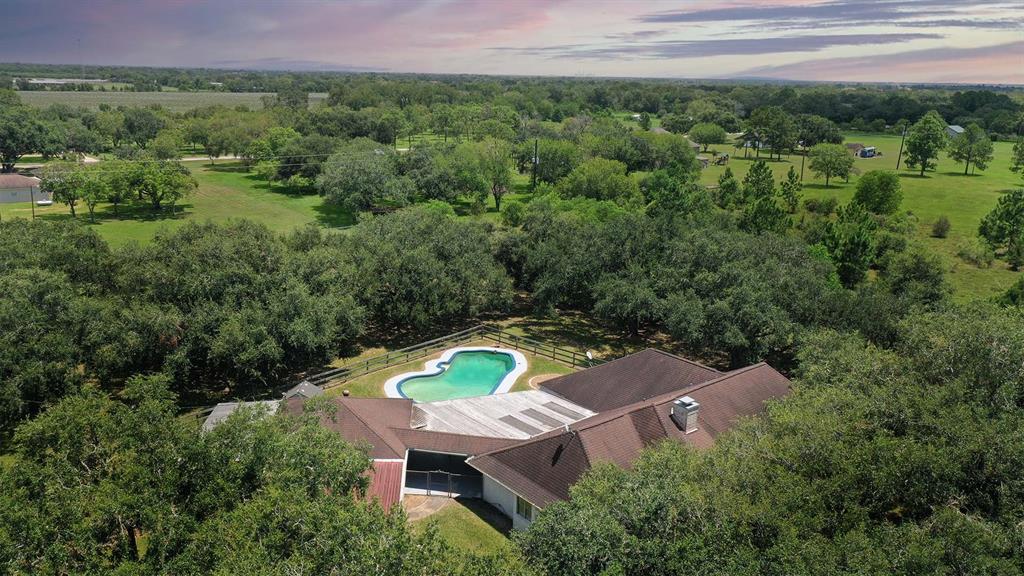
[365,460,404,509]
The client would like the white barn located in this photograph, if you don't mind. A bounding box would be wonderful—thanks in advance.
[0,174,48,204]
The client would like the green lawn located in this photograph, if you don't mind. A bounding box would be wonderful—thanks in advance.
[699,132,1023,301]
[411,498,511,554]
[0,161,353,247]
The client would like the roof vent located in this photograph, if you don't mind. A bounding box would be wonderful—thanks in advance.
[670,396,700,434]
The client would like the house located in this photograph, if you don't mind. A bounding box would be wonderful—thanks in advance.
[947,125,965,139]
[277,348,792,528]
[0,174,48,204]
[846,143,865,156]
[201,400,280,432]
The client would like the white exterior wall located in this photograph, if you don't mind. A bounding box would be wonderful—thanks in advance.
[482,474,535,531]
[0,187,49,204]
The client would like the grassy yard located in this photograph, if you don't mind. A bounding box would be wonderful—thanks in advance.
[324,338,576,398]
[410,498,511,554]
[0,161,353,247]
[698,132,1023,301]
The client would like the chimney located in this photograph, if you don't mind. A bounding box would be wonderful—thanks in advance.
[670,396,700,434]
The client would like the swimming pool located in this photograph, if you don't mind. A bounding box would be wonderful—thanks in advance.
[384,347,527,402]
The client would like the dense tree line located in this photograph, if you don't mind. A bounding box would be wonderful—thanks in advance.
[0,207,509,435]
[6,62,1022,135]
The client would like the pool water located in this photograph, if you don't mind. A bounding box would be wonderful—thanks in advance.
[398,351,516,402]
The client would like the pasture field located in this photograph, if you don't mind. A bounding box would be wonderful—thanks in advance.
[698,132,1023,301]
[17,90,328,111]
[0,161,353,246]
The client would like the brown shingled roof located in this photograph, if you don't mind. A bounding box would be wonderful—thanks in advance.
[469,363,790,507]
[0,174,41,189]
[283,396,412,459]
[541,348,722,412]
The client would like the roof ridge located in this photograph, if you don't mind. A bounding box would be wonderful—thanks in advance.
[644,348,724,374]
[337,398,408,457]
[470,362,781,461]
[644,362,772,406]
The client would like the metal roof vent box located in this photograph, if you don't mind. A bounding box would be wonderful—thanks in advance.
[670,396,700,434]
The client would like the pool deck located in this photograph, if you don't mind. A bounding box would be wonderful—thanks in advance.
[383,346,528,400]
[411,389,596,439]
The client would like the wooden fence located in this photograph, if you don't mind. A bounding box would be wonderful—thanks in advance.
[308,324,603,389]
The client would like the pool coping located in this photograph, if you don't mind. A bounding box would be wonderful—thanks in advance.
[383,346,528,401]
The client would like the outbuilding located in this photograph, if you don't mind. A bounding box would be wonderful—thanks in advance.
[0,174,48,204]
[947,125,965,139]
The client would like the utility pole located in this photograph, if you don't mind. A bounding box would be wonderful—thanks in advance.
[895,124,908,171]
[30,185,36,220]
[531,138,538,191]
[799,151,806,181]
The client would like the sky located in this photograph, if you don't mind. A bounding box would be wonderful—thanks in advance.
[3,0,1023,84]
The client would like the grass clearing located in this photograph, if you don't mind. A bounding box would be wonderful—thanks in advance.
[410,497,511,554]
[0,161,353,247]
[699,132,1023,300]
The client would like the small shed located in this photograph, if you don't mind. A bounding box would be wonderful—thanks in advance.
[0,174,48,204]
[846,143,866,156]
[283,381,325,400]
[946,125,964,138]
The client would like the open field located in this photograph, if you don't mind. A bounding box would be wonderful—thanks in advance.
[698,132,1023,301]
[324,338,576,398]
[17,90,328,111]
[0,161,353,246]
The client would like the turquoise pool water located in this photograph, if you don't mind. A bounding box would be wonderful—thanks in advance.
[398,351,516,402]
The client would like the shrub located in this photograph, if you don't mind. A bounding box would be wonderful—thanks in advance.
[932,215,951,238]
[502,200,526,227]
[804,196,838,216]
[852,170,902,215]
[956,237,995,268]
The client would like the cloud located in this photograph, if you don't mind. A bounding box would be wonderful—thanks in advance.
[494,33,943,60]
[735,40,1024,83]
[639,0,1016,30]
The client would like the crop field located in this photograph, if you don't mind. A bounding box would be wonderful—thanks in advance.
[17,90,328,111]
[697,132,1023,301]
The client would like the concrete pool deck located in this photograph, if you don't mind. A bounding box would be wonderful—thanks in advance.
[383,346,528,401]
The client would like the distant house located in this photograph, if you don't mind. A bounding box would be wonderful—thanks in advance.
[846,143,866,156]
[947,125,965,139]
[0,174,47,204]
